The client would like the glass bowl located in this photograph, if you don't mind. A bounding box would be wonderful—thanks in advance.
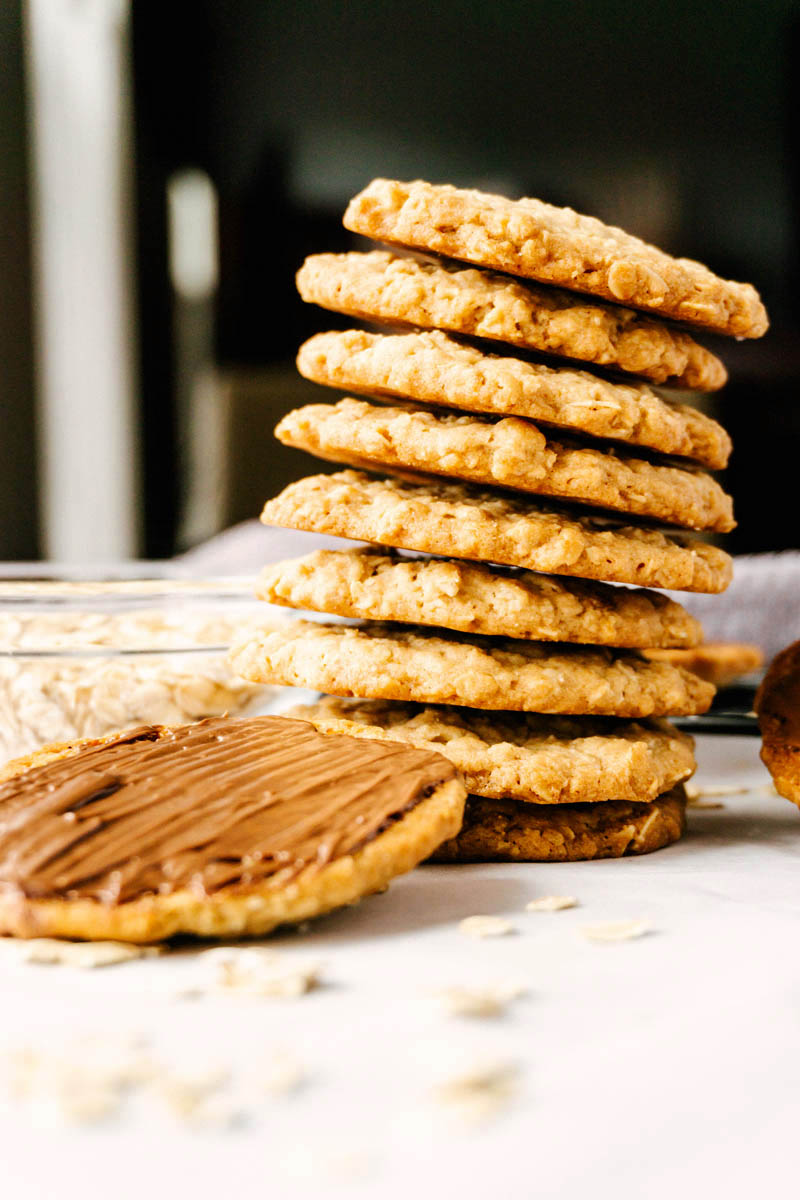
[0,568,286,766]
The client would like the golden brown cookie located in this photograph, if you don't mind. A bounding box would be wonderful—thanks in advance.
[755,640,800,810]
[297,251,728,389]
[275,398,735,533]
[297,329,732,469]
[343,179,768,338]
[261,471,733,594]
[429,785,687,862]
[230,621,715,717]
[259,548,703,648]
[290,698,696,806]
[645,642,763,687]
[0,716,465,942]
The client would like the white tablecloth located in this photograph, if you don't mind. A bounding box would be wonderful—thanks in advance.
[2,729,798,1200]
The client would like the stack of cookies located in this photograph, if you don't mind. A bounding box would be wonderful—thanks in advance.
[231,178,768,863]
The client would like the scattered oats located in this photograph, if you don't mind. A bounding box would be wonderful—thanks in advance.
[194,947,322,997]
[1,1042,156,1126]
[687,798,725,810]
[6,939,163,968]
[437,984,526,1018]
[156,1068,233,1126]
[60,1081,123,1125]
[435,1060,518,1124]
[259,1052,307,1097]
[580,919,652,943]
[526,895,577,912]
[458,915,514,939]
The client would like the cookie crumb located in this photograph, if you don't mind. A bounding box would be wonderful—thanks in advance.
[458,915,515,939]
[437,984,526,1018]
[5,939,163,968]
[525,895,577,912]
[580,919,651,942]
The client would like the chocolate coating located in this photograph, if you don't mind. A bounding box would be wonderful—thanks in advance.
[0,716,457,903]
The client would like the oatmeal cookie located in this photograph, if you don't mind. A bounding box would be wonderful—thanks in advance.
[259,548,702,648]
[297,329,732,468]
[297,252,728,389]
[290,698,695,806]
[0,716,464,942]
[230,621,715,717]
[275,398,735,532]
[343,179,768,337]
[262,471,733,593]
[429,785,687,862]
[645,642,763,687]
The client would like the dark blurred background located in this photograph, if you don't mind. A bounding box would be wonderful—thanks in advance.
[1,0,798,561]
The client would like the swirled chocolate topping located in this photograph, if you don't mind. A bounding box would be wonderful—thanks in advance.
[0,716,457,904]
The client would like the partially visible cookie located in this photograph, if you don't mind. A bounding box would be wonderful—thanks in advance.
[259,548,703,648]
[429,785,687,863]
[343,179,768,338]
[645,642,763,687]
[230,621,715,717]
[0,716,465,942]
[755,640,800,810]
[262,471,734,594]
[276,398,735,532]
[297,329,732,469]
[289,698,696,806]
[297,252,728,390]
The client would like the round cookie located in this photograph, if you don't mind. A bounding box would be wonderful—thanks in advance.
[259,548,703,648]
[343,179,768,338]
[429,785,688,863]
[755,639,800,810]
[261,471,733,594]
[276,398,735,533]
[644,642,763,687]
[230,621,715,717]
[297,252,728,390]
[0,715,465,942]
[289,698,696,806]
[297,329,732,470]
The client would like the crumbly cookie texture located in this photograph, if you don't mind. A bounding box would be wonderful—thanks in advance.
[343,179,768,338]
[0,729,465,943]
[261,471,733,594]
[429,785,687,863]
[276,398,735,533]
[289,698,696,806]
[754,639,800,810]
[297,329,732,469]
[230,621,714,717]
[297,252,728,390]
[644,642,763,687]
[259,548,702,648]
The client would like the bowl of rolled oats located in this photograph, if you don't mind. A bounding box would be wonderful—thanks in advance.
[0,570,286,766]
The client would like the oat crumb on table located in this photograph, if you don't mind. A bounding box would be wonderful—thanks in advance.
[580,919,652,942]
[458,915,516,939]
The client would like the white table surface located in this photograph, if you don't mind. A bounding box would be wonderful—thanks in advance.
[2,729,799,1200]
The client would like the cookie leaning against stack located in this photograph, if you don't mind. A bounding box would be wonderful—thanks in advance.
[233,177,767,862]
